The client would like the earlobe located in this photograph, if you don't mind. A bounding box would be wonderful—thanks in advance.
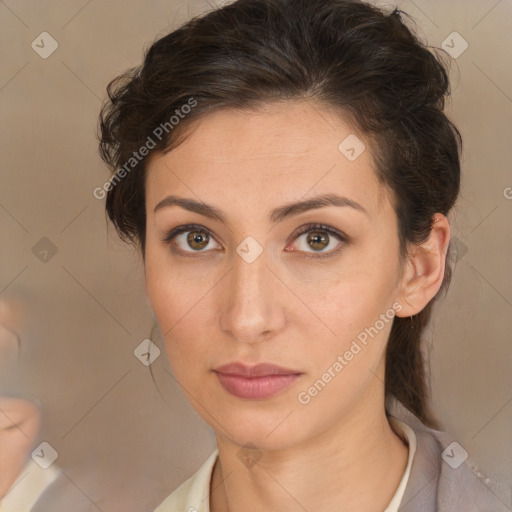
[395,214,451,317]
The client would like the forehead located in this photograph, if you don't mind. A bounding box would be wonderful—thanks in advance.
[145,100,389,218]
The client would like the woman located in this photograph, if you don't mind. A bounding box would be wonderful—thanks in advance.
[98,0,509,510]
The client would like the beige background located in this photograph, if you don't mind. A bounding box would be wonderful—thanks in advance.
[1,0,511,509]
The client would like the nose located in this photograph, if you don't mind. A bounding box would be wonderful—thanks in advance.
[219,246,286,344]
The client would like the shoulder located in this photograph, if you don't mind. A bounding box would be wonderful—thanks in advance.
[429,427,510,512]
[154,450,219,512]
[2,458,60,512]
[397,417,510,512]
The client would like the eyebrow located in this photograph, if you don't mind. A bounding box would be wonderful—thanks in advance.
[153,193,368,224]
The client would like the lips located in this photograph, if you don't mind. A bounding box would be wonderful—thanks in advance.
[213,362,303,399]
[213,362,302,377]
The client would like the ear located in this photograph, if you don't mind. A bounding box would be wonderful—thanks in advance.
[395,214,451,317]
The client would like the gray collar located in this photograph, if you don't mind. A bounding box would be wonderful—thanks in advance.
[389,403,510,511]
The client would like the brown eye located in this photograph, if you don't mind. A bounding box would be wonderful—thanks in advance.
[306,231,329,251]
[161,224,221,256]
[187,230,210,251]
[162,222,349,259]
[290,223,349,259]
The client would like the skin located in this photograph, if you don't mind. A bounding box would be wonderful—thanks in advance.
[0,398,41,500]
[0,303,37,502]
[144,99,451,512]
[0,300,23,364]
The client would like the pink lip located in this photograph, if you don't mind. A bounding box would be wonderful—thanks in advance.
[214,362,301,377]
[213,362,303,399]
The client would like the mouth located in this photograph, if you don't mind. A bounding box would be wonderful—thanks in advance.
[213,362,303,399]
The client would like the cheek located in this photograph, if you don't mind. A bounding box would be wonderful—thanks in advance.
[289,245,400,384]
[293,279,396,414]
[144,252,213,378]
[144,238,187,329]
[295,257,397,342]
[145,253,168,326]
[303,283,393,379]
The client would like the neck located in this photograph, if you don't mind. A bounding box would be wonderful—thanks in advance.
[210,383,409,512]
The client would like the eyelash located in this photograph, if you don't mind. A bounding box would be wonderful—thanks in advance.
[160,223,350,259]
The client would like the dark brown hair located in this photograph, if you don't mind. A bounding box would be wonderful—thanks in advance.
[98,0,461,428]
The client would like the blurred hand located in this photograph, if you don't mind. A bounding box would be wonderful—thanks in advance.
[0,398,41,500]
[0,299,24,367]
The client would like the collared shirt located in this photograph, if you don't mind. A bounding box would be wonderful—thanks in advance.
[153,411,510,512]
[11,406,509,511]
[1,459,60,512]
[154,416,417,512]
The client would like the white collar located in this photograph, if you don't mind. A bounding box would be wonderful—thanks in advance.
[155,416,417,512]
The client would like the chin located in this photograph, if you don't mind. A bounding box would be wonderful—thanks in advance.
[212,403,308,451]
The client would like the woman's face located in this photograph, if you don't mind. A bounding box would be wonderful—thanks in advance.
[144,100,407,449]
